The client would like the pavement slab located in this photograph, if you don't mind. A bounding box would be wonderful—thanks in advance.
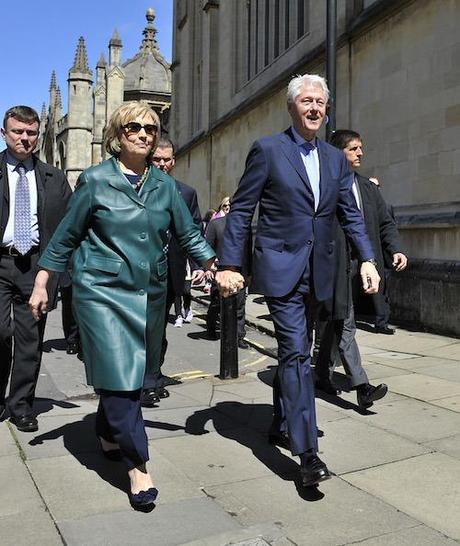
[153,429,298,487]
[414,361,460,383]
[343,452,460,540]
[354,333,457,355]
[142,405,238,441]
[424,433,460,460]
[27,453,130,521]
[319,417,431,474]
[58,497,242,546]
[419,342,460,360]
[0,454,47,518]
[345,397,460,443]
[356,362,410,380]
[429,395,460,412]
[15,412,100,461]
[167,379,214,406]
[0,423,19,457]
[205,475,418,545]
[342,524,459,545]
[181,523,288,546]
[0,510,63,546]
[364,354,458,371]
[383,373,460,401]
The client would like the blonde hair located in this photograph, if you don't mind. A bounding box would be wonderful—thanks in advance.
[218,196,231,211]
[104,101,161,160]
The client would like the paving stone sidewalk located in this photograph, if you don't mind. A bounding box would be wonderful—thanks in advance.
[1,295,459,545]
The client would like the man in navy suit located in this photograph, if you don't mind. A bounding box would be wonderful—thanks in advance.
[216,74,380,488]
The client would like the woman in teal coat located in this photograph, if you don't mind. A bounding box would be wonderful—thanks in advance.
[29,102,216,511]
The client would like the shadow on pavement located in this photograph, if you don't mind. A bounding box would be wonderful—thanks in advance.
[184,401,324,502]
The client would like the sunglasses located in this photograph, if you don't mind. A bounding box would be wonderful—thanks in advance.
[123,122,158,136]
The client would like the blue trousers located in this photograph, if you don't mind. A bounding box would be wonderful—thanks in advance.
[95,389,149,470]
[266,274,318,456]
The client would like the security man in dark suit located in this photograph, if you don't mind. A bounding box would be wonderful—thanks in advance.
[0,105,71,431]
[141,137,202,407]
[316,130,407,408]
[216,75,380,488]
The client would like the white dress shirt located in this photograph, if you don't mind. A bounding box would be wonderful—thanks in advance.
[2,152,39,247]
[291,126,321,210]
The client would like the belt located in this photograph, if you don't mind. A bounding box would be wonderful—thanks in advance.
[0,246,39,257]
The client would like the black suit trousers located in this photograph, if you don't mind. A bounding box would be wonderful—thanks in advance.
[0,253,47,417]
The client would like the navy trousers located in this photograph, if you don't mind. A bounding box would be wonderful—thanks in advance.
[266,274,318,456]
[95,389,149,470]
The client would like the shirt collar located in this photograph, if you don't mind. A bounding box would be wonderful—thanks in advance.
[5,150,34,173]
[291,126,317,149]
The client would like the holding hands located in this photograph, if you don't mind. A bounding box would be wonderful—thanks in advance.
[215,269,245,298]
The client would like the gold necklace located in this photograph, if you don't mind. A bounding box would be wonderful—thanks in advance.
[117,159,150,190]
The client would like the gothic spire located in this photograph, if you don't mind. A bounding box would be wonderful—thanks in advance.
[97,51,106,68]
[140,7,158,52]
[70,36,91,74]
[55,86,62,110]
[49,70,56,91]
[40,102,47,122]
[109,28,122,47]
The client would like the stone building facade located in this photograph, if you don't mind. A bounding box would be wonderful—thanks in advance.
[171,0,460,336]
[39,8,171,187]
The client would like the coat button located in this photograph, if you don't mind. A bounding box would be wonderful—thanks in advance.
[139,261,147,269]
[307,240,312,245]
[139,289,145,295]
[140,232,146,239]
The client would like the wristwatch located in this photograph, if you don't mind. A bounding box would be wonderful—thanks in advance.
[362,258,377,267]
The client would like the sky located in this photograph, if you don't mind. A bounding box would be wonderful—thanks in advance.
[0,0,172,144]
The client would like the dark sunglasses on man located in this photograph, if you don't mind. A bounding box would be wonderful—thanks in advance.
[123,122,158,136]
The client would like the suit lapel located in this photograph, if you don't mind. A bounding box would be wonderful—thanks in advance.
[106,157,147,207]
[279,130,315,202]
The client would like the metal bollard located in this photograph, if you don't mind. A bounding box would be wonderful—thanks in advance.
[219,292,239,379]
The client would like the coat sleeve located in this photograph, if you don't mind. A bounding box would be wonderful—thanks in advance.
[169,182,215,267]
[38,173,92,272]
[219,141,268,267]
[335,156,375,261]
[372,184,403,256]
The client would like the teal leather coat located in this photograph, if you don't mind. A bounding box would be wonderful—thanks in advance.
[38,158,214,390]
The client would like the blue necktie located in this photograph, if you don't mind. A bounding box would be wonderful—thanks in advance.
[301,142,320,209]
[14,164,32,255]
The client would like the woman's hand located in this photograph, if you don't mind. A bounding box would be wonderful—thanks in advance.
[29,270,50,321]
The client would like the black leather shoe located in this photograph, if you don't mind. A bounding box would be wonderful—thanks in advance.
[375,326,395,335]
[207,329,219,340]
[155,387,169,399]
[66,342,80,355]
[238,338,249,349]
[315,379,342,396]
[140,389,160,407]
[10,415,38,432]
[268,431,290,450]
[357,383,388,409]
[129,487,158,512]
[300,455,332,487]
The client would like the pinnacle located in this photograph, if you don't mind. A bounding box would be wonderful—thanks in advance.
[70,36,92,74]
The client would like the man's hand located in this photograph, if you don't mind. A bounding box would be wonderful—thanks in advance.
[392,253,408,272]
[191,269,205,285]
[215,269,245,298]
[29,270,50,321]
[360,262,380,294]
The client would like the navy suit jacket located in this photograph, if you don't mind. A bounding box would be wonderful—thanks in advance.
[219,128,374,300]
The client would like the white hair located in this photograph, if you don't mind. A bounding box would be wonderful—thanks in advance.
[287,74,330,103]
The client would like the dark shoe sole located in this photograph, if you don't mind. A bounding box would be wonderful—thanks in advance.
[358,384,388,408]
[10,420,38,433]
[156,388,170,399]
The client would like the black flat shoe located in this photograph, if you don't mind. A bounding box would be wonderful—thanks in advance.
[375,326,395,335]
[129,487,158,512]
[300,455,332,487]
[155,387,170,399]
[66,342,80,355]
[357,383,388,409]
[268,432,291,450]
[140,389,160,407]
[10,414,38,432]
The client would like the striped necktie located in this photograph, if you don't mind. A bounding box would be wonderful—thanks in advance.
[14,163,32,255]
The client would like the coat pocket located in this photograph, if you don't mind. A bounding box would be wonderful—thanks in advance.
[86,256,123,274]
[254,235,284,252]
